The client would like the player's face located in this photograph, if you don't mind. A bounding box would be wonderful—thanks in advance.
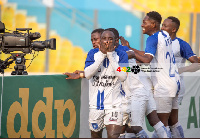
[91,32,101,49]
[161,19,176,36]
[100,31,115,50]
[141,16,154,35]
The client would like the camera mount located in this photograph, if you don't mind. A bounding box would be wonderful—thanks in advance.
[11,53,27,75]
[0,21,56,75]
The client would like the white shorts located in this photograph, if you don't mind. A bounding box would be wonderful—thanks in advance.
[89,108,123,132]
[146,91,157,115]
[175,77,185,104]
[178,80,185,104]
[154,97,174,113]
[121,98,131,126]
[129,99,147,127]
[172,95,179,109]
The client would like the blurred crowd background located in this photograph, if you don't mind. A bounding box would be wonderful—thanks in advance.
[0,0,200,74]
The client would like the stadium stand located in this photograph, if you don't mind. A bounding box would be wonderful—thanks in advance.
[114,0,192,43]
[1,0,89,73]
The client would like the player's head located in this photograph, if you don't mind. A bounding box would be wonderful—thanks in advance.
[161,16,180,36]
[91,28,104,48]
[141,11,162,35]
[105,28,120,45]
[100,30,115,50]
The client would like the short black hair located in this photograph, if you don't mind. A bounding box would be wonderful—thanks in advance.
[105,28,119,39]
[167,16,180,32]
[147,11,162,24]
[91,28,104,34]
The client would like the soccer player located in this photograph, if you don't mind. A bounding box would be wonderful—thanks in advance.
[105,28,149,138]
[84,30,128,138]
[129,11,180,137]
[108,28,170,138]
[63,28,104,79]
[161,16,200,138]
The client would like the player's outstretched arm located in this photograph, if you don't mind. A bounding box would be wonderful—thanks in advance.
[178,63,200,74]
[188,55,199,63]
[63,72,81,79]
[84,51,106,79]
[119,36,145,56]
[178,56,200,74]
[73,70,84,74]
[73,70,85,78]
[119,36,130,47]
[134,52,153,64]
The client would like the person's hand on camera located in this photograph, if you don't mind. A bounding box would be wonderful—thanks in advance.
[63,72,80,79]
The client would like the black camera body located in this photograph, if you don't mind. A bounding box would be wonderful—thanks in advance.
[0,27,56,53]
[0,21,56,75]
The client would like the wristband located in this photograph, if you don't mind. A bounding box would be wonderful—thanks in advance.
[80,73,84,78]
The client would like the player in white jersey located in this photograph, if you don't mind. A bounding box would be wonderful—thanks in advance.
[108,28,170,138]
[130,11,180,137]
[84,30,128,138]
[63,28,104,79]
[161,16,200,138]
[107,28,149,138]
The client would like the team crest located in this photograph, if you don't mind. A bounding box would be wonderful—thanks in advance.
[92,123,98,130]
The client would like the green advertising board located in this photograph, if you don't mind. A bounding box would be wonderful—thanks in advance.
[0,75,81,138]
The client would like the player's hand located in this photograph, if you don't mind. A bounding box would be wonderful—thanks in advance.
[96,43,100,49]
[107,44,116,52]
[99,43,107,54]
[63,72,80,79]
[73,70,84,74]
[119,36,130,48]
[198,57,200,63]
[107,38,116,52]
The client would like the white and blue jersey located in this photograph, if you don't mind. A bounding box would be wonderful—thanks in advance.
[172,37,196,98]
[117,45,152,100]
[84,48,128,110]
[145,30,180,97]
[172,37,196,69]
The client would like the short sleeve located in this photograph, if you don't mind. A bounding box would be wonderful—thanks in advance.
[145,34,158,56]
[179,39,196,59]
[119,52,128,64]
[84,48,99,69]
[118,50,129,67]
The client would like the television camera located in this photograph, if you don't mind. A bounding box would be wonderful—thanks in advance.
[0,21,56,75]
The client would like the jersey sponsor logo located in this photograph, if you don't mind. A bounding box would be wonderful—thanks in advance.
[92,75,116,87]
